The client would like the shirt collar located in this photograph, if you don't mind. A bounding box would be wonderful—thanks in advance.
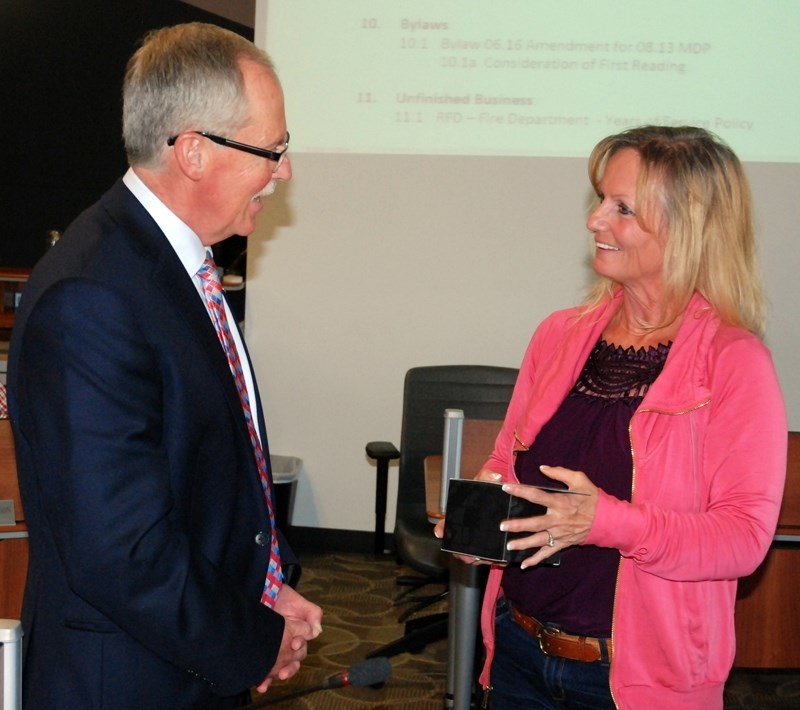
[122,167,207,278]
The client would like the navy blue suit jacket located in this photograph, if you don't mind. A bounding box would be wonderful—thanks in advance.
[8,179,296,709]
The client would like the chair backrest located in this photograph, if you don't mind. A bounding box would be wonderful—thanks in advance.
[395,366,517,550]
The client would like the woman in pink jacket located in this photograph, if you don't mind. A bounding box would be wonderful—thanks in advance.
[438,126,787,709]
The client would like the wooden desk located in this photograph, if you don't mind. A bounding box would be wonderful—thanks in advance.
[425,418,503,520]
[734,432,800,668]
[0,419,28,619]
[424,455,446,521]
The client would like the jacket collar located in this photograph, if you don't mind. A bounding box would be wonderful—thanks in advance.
[514,290,719,446]
[640,292,718,412]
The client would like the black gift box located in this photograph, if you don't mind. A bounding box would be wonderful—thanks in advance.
[441,479,564,565]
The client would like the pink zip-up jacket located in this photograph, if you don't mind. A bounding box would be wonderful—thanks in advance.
[479,290,787,709]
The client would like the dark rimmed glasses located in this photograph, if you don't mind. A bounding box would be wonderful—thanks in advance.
[167,131,290,171]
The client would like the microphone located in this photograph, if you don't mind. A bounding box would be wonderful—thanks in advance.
[319,656,392,690]
[248,656,392,707]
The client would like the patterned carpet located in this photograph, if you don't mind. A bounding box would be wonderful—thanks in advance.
[249,553,448,708]
[250,552,800,709]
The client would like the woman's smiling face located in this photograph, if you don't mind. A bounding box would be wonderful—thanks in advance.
[587,148,667,295]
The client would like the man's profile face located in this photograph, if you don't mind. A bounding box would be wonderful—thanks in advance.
[199,60,291,245]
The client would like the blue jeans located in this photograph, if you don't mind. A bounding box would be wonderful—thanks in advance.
[489,600,615,710]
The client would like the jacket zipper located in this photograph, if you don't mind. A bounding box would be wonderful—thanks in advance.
[608,398,710,708]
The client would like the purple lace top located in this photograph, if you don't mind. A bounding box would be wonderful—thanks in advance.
[501,338,671,637]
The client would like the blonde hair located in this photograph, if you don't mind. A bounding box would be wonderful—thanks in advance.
[122,23,276,168]
[585,125,765,336]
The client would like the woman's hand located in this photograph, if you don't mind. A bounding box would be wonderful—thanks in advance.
[501,465,599,568]
[433,468,505,566]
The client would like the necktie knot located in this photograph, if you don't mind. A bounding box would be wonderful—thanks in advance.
[199,258,232,319]
[198,256,222,290]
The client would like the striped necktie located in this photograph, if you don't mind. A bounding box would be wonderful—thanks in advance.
[197,256,282,607]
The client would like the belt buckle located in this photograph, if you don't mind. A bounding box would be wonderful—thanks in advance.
[537,624,562,657]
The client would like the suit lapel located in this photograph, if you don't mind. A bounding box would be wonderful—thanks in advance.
[104,182,255,451]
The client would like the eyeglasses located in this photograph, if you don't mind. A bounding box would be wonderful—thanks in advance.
[167,131,290,170]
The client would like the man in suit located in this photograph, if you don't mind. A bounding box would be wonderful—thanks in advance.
[7,23,322,708]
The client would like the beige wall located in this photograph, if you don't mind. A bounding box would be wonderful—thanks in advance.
[247,3,800,534]
[243,152,799,533]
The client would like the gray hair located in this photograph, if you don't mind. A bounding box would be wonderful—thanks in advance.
[122,23,276,168]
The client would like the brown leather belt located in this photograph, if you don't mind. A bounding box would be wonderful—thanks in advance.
[508,602,613,664]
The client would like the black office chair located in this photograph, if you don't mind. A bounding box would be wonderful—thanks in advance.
[366,365,517,658]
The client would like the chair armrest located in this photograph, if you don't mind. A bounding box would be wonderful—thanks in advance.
[365,441,400,462]
[366,441,400,554]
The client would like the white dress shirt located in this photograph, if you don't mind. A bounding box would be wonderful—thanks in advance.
[122,168,262,440]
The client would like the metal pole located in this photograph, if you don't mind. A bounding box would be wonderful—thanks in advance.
[441,409,464,709]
